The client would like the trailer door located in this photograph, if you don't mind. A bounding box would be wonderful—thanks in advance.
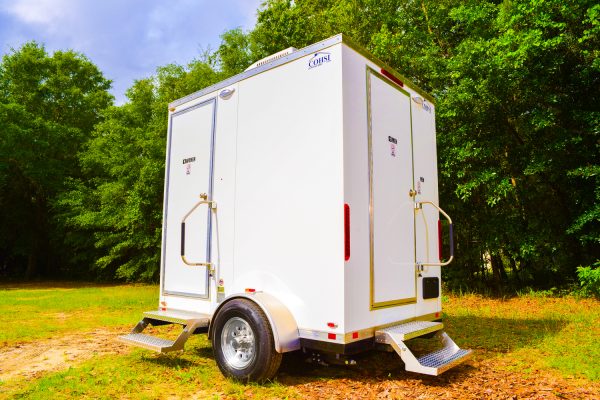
[367,68,416,309]
[162,98,216,298]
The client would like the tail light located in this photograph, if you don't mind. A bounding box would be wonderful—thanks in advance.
[344,204,350,261]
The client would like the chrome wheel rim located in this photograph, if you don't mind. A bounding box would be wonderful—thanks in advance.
[221,317,255,370]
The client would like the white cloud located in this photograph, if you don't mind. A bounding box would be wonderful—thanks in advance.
[1,0,76,27]
[0,0,263,103]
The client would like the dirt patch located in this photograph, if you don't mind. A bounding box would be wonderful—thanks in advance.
[277,351,600,400]
[0,328,130,381]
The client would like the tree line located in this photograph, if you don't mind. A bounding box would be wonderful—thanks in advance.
[0,0,598,293]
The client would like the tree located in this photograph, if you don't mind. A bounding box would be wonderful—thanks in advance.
[0,42,112,279]
[60,61,222,280]
[227,0,600,291]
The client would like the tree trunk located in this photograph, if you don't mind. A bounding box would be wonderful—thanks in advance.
[25,253,37,280]
[490,254,504,296]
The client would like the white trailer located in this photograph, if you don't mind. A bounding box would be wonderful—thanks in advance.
[120,34,471,381]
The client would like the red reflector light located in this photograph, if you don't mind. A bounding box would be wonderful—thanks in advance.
[328,333,336,340]
[352,332,359,339]
[245,288,255,293]
[327,322,337,328]
[380,69,404,87]
[438,219,443,261]
[435,312,440,318]
[344,203,350,261]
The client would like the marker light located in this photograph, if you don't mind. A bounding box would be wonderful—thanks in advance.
[380,69,404,87]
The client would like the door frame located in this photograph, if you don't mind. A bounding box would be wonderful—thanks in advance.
[366,66,417,310]
[161,97,217,299]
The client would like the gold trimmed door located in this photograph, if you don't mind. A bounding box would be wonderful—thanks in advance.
[367,67,416,309]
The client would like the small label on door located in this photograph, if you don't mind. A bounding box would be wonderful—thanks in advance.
[183,156,196,175]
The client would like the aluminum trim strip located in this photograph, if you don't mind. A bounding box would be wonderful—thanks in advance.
[168,34,435,109]
[143,310,211,325]
[341,35,435,104]
[298,312,440,344]
[169,35,344,108]
[160,98,216,300]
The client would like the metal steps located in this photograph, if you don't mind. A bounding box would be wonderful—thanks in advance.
[118,309,211,353]
[375,321,471,376]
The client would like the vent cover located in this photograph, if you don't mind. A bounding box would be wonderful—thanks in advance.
[245,47,297,71]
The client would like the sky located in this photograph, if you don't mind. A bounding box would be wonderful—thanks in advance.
[0,0,262,104]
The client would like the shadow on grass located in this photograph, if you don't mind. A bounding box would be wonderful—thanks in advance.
[276,314,566,387]
[142,353,195,368]
[138,314,567,388]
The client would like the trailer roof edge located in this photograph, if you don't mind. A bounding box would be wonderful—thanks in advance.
[169,33,435,108]
[339,35,435,104]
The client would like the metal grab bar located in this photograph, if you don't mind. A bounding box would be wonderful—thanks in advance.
[416,201,454,266]
[180,193,216,267]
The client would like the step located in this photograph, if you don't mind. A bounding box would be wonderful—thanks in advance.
[143,309,211,326]
[375,325,471,376]
[418,347,472,374]
[119,333,177,352]
[119,309,211,354]
[375,321,443,342]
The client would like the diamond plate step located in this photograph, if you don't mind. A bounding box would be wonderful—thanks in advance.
[143,309,211,326]
[418,347,472,374]
[119,309,211,354]
[376,324,471,376]
[119,333,176,352]
[375,321,443,341]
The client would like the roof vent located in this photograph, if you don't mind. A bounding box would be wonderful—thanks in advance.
[245,47,297,71]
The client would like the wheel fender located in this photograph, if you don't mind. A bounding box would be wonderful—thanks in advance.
[210,292,300,353]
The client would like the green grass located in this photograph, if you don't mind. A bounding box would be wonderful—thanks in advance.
[0,284,599,399]
[443,294,600,380]
[0,283,157,344]
[2,339,295,400]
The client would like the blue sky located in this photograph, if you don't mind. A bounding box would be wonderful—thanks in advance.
[0,0,262,104]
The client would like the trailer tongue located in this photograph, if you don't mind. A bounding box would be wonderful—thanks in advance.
[119,33,471,381]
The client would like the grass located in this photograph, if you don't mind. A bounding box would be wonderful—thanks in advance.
[2,345,296,400]
[0,283,599,399]
[0,282,157,344]
[444,294,600,380]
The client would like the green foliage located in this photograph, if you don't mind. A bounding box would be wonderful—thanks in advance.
[244,0,600,292]
[576,261,600,298]
[59,62,221,281]
[0,42,112,279]
[1,1,598,287]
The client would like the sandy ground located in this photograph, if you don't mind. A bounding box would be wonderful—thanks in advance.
[0,328,129,381]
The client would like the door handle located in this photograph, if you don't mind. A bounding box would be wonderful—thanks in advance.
[180,196,216,267]
[416,201,454,267]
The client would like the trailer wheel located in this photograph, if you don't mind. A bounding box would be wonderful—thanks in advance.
[212,298,282,382]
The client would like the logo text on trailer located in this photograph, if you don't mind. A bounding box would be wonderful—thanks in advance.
[308,52,331,69]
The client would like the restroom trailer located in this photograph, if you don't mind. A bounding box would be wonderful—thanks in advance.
[120,34,471,381]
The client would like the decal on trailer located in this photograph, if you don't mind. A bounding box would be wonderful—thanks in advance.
[183,156,196,175]
[389,136,398,157]
[308,52,331,69]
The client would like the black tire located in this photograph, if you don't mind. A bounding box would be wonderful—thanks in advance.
[212,298,282,382]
